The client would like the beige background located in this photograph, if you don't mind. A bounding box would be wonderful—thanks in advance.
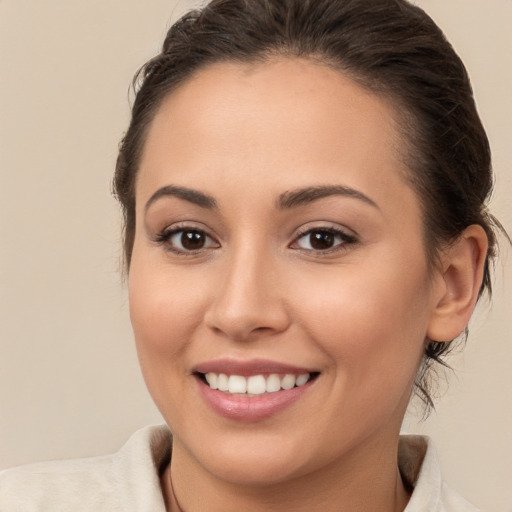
[0,0,511,510]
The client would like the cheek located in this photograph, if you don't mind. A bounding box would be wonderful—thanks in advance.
[129,259,207,353]
[127,256,213,421]
[127,257,215,418]
[289,254,431,386]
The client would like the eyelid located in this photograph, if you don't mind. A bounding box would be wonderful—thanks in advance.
[153,222,220,254]
[290,224,358,252]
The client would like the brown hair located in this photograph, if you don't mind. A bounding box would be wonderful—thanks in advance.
[113,0,506,410]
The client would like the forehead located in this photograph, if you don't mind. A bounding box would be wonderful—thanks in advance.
[137,58,414,215]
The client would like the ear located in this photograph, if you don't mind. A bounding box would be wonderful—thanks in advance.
[427,224,489,342]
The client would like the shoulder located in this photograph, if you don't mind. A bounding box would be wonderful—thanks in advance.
[0,425,171,512]
[439,482,481,512]
[399,434,480,512]
[0,454,118,511]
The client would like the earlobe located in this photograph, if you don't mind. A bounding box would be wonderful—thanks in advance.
[427,225,489,342]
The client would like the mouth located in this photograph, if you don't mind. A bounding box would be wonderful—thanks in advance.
[193,359,320,421]
[196,371,320,396]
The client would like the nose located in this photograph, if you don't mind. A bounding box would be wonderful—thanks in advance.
[203,247,291,341]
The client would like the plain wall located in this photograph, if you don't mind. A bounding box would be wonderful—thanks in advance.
[1,1,511,510]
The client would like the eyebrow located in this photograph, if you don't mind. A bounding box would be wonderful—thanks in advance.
[277,185,379,210]
[144,183,378,212]
[145,185,217,211]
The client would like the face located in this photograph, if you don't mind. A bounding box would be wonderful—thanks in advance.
[129,58,441,486]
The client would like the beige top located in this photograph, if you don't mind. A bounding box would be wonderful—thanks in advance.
[0,425,479,511]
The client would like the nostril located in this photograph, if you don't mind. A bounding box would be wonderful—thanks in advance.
[253,326,273,333]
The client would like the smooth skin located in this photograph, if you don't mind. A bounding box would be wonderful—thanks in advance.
[128,58,488,511]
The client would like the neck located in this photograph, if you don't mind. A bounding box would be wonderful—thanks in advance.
[162,434,410,512]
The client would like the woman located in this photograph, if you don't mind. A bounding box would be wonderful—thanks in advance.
[0,0,508,510]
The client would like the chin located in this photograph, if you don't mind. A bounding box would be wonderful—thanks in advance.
[179,428,318,487]
[203,453,307,487]
[208,425,372,491]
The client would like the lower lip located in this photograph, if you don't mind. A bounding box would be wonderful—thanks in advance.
[196,377,315,422]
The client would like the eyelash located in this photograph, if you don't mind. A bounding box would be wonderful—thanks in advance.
[153,224,219,255]
[291,226,358,254]
[153,224,357,255]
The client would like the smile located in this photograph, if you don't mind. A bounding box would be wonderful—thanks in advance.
[194,360,320,421]
[201,372,312,395]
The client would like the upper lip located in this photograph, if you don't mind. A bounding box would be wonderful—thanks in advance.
[194,358,317,377]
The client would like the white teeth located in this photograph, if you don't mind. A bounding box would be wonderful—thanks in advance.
[205,372,218,389]
[247,375,266,395]
[228,375,247,394]
[296,373,310,386]
[203,372,312,394]
[266,374,281,393]
[281,374,296,390]
[217,373,229,392]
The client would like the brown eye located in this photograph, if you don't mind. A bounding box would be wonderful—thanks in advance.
[309,231,335,250]
[163,228,219,253]
[180,230,206,250]
[293,228,356,252]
